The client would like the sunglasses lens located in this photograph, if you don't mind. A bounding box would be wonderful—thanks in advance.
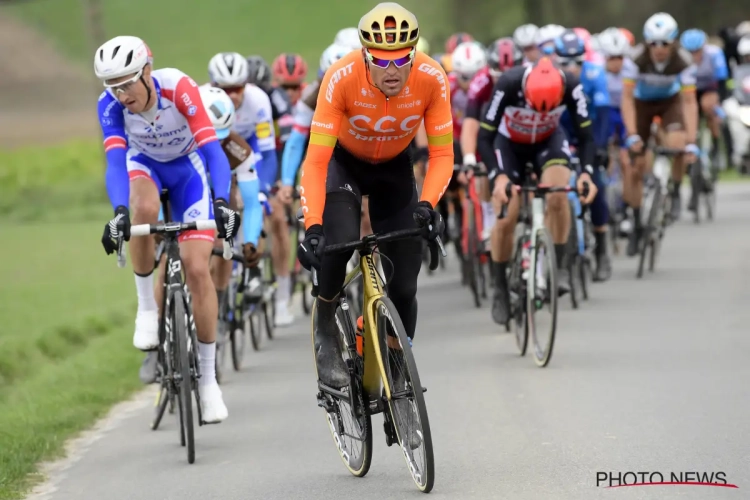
[368,50,413,68]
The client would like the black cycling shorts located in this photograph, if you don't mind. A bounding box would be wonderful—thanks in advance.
[318,145,423,338]
[491,128,571,188]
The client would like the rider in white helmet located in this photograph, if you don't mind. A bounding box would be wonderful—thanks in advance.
[536,24,566,56]
[96,36,238,422]
[318,43,350,78]
[739,35,750,62]
[451,41,487,83]
[334,27,361,51]
[513,23,540,63]
[199,87,236,139]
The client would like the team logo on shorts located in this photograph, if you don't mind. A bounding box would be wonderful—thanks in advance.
[187,105,197,116]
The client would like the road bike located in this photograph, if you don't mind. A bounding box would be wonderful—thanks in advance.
[306,214,445,492]
[460,164,490,308]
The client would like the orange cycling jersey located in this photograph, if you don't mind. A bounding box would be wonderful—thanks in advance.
[299,50,454,228]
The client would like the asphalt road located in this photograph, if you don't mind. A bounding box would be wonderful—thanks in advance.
[30,184,750,500]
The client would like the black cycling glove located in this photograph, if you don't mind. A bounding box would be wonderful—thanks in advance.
[298,224,325,271]
[102,206,131,255]
[214,198,241,239]
[413,201,444,241]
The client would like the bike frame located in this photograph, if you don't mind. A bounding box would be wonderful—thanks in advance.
[460,174,486,260]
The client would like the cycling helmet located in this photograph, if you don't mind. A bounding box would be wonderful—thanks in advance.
[451,41,487,78]
[271,53,308,85]
[739,36,750,57]
[589,33,602,52]
[440,53,453,72]
[358,2,419,57]
[319,43,349,76]
[643,13,679,43]
[680,29,706,51]
[417,37,431,53]
[737,21,750,38]
[598,27,630,57]
[246,55,271,87]
[199,86,235,139]
[334,27,361,50]
[208,52,249,87]
[487,37,523,75]
[523,57,565,112]
[619,27,635,46]
[536,24,566,47]
[513,24,539,48]
[554,29,586,60]
[94,36,152,82]
[445,32,474,54]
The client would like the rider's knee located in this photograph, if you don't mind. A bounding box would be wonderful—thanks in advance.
[130,186,160,222]
[546,191,568,214]
[181,245,212,287]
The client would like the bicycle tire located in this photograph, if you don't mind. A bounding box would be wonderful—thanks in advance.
[690,162,703,224]
[566,202,580,310]
[529,228,557,368]
[311,300,373,478]
[301,282,312,315]
[377,297,434,492]
[248,306,262,351]
[151,382,169,431]
[510,235,528,354]
[230,322,246,371]
[637,187,661,279]
[263,301,274,340]
[466,213,481,308]
[172,291,195,463]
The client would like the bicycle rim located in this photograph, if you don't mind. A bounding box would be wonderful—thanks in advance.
[510,237,528,355]
[263,302,274,340]
[377,297,434,492]
[528,229,557,367]
[467,225,481,308]
[580,257,590,301]
[173,292,195,463]
[247,305,262,351]
[569,256,580,310]
[151,381,169,431]
[312,300,373,477]
[231,313,247,371]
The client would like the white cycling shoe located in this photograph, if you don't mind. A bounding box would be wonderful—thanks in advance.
[199,381,228,423]
[133,309,159,351]
[274,302,295,327]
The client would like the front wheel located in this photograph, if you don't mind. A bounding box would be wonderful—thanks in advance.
[528,229,558,368]
[377,297,434,492]
[173,291,195,464]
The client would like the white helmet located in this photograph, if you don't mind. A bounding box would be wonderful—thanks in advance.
[736,21,750,38]
[208,52,249,87]
[320,43,349,74]
[536,24,565,46]
[513,24,539,48]
[334,27,361,51]
[589,33,602,53]
[643,13,679,43]
[94,36,151,82]
[451,41,487,78]
[199,87,235,139]
[598,27,630,57]
[739,36,750,57]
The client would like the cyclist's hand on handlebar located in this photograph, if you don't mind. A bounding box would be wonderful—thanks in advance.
[456,170,468,185]
[278,185,294,205]
[214,198,241,239]
[101,205,130,255]
[298,224,325,271]
[626,134,643,153]
[413,201,444,241]
[243,242,261,267]
[684,143,699,165]
[492,174,511,205]
[577,172,597,204]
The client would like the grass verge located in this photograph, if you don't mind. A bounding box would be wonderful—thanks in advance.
[0,222,139,499]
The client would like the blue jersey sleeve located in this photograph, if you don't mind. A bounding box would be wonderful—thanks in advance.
[281,128,308,186]
[710,47,729,81]
[198,141,231,202]
[238,177,263,246]
[590,66,611,149]
[98,91,130,210]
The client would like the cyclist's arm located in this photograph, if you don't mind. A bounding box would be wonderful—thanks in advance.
[710,47,730,101]
[476,76,511,174]
[281,99,314,186]
[99,92,129,209]
[620,62,639,139]
[461,72,491,163]
[679,62,699,143]
[299,73,345,229]
[252,91,279,192]
[591,68,611,150]
[421,70,455,209]
[565,76,595,170]
[223,130,263,245]
[174,76,231,201]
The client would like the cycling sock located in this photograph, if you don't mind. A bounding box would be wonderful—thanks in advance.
[711,136,720,157]
[594,231,607,257]
[134,272,158,311]
[276,275,291,305]
[554,244,567,269]
[632,207,641,229]
[198,341,216,386]
[672,180,681,196]
[481,201,495,234]
[493,261,507,288]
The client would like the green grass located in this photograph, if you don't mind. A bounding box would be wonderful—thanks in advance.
[718,168,750,182]
[7,0,523,79]
[0,222,139,498]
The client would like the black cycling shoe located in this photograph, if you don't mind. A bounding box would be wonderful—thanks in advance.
[491,285,511,326]
[314,299,350,389]
[626,227,642,257]
[593,253,612,282]
[556,267,571,296]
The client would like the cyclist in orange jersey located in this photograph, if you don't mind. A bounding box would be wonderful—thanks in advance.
[296,2,453,388]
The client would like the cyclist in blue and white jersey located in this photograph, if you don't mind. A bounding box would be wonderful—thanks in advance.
[555,29,613,281]
[246,55,294,157]
[279,43,350,200]
[98,36,240,423]
[621,13,698,253]
[207,52,295,327]
[680,29,729,169]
